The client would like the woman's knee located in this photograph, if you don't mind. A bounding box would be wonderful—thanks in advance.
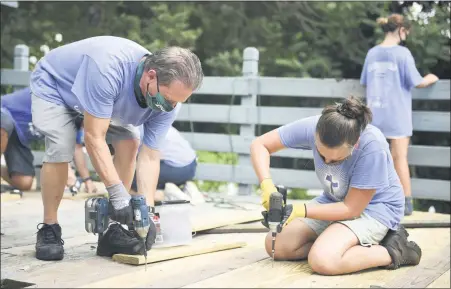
[263,219,316,260]
[308,247,341,276]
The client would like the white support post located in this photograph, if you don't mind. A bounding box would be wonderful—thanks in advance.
[237,47,259,195]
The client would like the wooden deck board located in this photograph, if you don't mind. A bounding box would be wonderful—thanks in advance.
[202,211,450,234]
[384,246,450,288]
[427,270,450,288]
[182,228,451,288]
[2,192,450,288]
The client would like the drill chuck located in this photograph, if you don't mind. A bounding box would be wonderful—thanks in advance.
[131,195,151,239]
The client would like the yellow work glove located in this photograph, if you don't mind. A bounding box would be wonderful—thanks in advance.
[282,203,307,228]
[260,178,278,211]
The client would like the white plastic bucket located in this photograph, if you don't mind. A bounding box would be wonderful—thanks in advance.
[152,200,192,248]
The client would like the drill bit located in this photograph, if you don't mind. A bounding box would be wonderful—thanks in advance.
[143,239,147,271]
[271,232,276,268]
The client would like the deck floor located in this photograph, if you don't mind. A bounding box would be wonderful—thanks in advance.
[1,189,450,288]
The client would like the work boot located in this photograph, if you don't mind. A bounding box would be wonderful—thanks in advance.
[380,225,422,270]
[96,223,144,257]
[35,223,65,261]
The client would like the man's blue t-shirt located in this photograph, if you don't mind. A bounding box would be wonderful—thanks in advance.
[30,36,179,150]
[278,115,405,230]
[1,87,84,147]
[360,45,423,138]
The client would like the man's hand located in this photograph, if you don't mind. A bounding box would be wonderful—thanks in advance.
[106,182,132,225]
[260,178,278,211]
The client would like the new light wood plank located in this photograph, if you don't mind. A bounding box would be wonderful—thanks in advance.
[183,229,450,288]
[81,234,267,288]
[427,270,450,288]
[203,211,451,234]
[1,193,22,202]
[62,191,107,200]
[112,240,247,265]
[384,247,450,288]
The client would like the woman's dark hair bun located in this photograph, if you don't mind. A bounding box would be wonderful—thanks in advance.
[336,95,373,128]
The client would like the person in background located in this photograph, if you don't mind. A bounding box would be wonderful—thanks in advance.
[130,125,204,204]
[1,87,95,193]
[65,125,98,194]
[360,13,439,216]
[251,96,421,275]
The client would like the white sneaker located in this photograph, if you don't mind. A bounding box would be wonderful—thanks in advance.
[183,181,205,205]
[164,183,191,202]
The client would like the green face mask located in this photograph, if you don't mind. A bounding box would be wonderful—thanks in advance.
[145,83,174,113]
[134,57,175,112]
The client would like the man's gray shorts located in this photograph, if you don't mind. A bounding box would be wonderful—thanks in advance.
[31,94,140,163]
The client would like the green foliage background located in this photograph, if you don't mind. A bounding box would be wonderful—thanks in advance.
[1,1,450,202]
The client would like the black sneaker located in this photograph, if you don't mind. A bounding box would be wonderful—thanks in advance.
[380,225,422,270]
[35,223,65,261]
[96,223,145,257]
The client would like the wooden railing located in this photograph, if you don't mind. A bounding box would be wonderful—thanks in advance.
[1,45,450,201]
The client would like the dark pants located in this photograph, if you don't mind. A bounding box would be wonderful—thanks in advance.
[131,159,197,191]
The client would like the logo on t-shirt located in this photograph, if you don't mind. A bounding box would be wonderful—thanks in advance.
[325,174,339,195]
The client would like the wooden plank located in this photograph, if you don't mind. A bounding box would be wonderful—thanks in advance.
[427,269,450,288]
[176,104,252,124]
[78,233,267,288]
[257,107,450,132]
[1,193,22,202]
[2,70,449,100]
[195,76,249,95]
[258,78,451,100]
[192,213,263,233]
[384,247,450,288]
[177,105,450,133]
[258,77,365,98]
[194,163,451,201]
[182,229,451,288]
[0,69,30,86]
[62,191,107,200]
[112,240,247,265]
[180,133,450,168]
[202,211,451,234]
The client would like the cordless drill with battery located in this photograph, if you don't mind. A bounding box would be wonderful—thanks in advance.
[267,185,287,262]
[85,195,152,268]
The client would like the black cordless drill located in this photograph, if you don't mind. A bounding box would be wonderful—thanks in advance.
[267,185,287,263]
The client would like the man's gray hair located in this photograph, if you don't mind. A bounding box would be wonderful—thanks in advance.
[144,47,204,91]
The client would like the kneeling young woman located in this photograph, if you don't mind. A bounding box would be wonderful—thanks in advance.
[250,96,421,276]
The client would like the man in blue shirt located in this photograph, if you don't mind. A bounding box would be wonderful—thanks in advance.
[1,88,91,192]
[30,36,203,261]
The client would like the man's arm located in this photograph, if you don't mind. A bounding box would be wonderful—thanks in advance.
[136,145,161,207]
[83,113,121,186]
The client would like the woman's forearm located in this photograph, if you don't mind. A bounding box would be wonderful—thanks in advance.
[250,140,272,182]
[306,202,357,221]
